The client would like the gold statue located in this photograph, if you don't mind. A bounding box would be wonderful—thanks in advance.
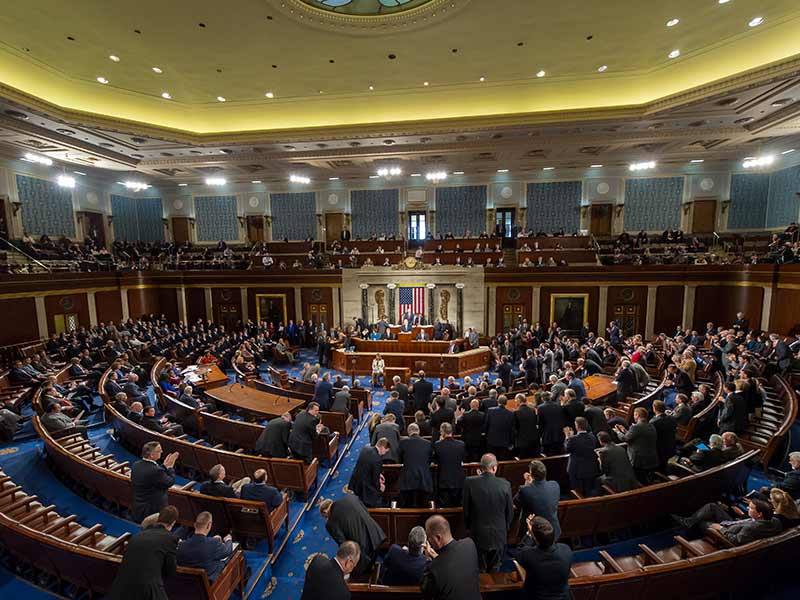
[374,289,386,321]
[439,289,450,321]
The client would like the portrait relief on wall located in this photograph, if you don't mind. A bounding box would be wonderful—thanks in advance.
[550,293,588,333]
[439,289,450,321]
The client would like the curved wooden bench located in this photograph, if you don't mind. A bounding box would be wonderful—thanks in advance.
[740,374,798,468]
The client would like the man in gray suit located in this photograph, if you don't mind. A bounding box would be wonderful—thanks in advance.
[613,407,658,484]
[331,386,351,414]
[672,499,781,545]
[596,431,640,492]
[548,375,566,404]
[371,414,401,463]
[630,361,650,392]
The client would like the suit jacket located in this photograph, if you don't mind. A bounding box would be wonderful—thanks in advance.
[567,378,587,402]
[621,421,659,470]
[485,406,514,449]
[457,410,485,452]
[398,435,434,492]
[650,413,678,466]
[562,399,585,425]
[393,382,410,402]
[325,493,386,572]
[598,443,640,492]
[105,380,124,398]
[300,555,350,600]
[615,367,636,397]
[689,447,726,471]
[462,472,513,550]
[537,400,567,447]
[518,543,573,600]
[412,379,435,413]
[512,404,539,451]
[384,399,406,433]
[313,380,334,411]
[722,518,782,545]
[130,460,176,523]
[198,480,236,498]
[514,480,561,539]
[420,538,481,600]
[718,393,747,435]
[240,482,283,509]
[381,544,429,586]
[777,468,800,499]
[497,361,513,389]
[108,525,177,600]
[331,391,351,414]
[549,381,567,403]
[288,411,319,460]
[565,431,600,481]
[371,422,401,462]
[348,446,384,507]
[583,405,608,435]
[430,407,455,442]
[176,533,232,581]
[433,437,466,489]
[256,417,291,458]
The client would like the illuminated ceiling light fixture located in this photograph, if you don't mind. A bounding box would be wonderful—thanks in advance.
[410,173,422,177]
[161,91,172,99]
[628,161,657,172]
[369,85,374,91]
[216,96,226,102]
[57,175,75,189]
[666,18,680,27]
[497,169,509,173]
[123,181,151,192]
[425,171,447,183]
[479,76,486,82]
[453,171,465,175]
[23,152,53,166]
[543,167,555,171]
[96,76,109,84]
[536,70,546,78]
[668,49,681,59]
[178,183,188,187]
[368,175,379,179]
[377,166,402,177]
[265,91,275,98]
[73,171,87,176]
[289,174,311,184]
[423,81,430,86]
[328,177,340,180]
[690,159,705,163]
[748,16,764,27]
[597,65,608,72]
[204,177,227,185]
[590,164,603,168]
[109,55,120,62]
[742,155,774,169]
[251,180,261,184]
[781,148,796,155]
[152,66,163,73]
[718,0,730,4]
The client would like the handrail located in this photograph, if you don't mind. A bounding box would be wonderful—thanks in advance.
[0,237,51,272]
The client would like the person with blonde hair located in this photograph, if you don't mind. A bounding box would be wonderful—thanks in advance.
[769,487,800,529]
[372,353,385,387]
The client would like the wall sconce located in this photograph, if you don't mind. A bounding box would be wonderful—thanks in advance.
[682,202,693,216]
[720,200,731,214]
[237,216,246,227]
[614,205,623,218]
[265,216,272,226]
[106,215,114,226]
[11,200,22,216]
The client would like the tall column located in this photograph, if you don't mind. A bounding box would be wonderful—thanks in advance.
[240,288,249,323]
[87,291,98,327]
[427,283,436,326]
[204,288,213,322]
[360,284,369,325]
[681,285,696,330]
[597,286,609,331]
[645,285,657,339]
[294,288,303,325]
[531,286,541,325]
[455,283,465,334]
[120,289,129,321]
[760,285,773,332]
[332,286,340,328]
[387,284,397,321]
[35,296,48,339]
[176,287,188,324]
[487,286,497,334]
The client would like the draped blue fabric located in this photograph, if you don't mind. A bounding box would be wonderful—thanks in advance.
[351,189,399,238]
[110,195,164,242]
[728,173,770,230]
[16,174,75,237]
[623,177,683,231]
[435,185,487,236]
[195,195,238,241]
[271,192,316,240]
[526,181,581,233]
[766,165,800,228]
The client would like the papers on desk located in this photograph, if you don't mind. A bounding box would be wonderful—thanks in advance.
[180,365,198,375]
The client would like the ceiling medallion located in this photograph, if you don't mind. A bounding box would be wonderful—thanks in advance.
[279,0,471,34]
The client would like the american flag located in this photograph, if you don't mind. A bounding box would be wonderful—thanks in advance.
[399,286,425,321]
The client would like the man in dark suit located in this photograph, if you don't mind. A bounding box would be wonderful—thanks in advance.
[613,360,636,407]
[398,423,434,507]
[565,370,586,402]
[240,468,283,510]
[561,388,585,424]
[301,541,359,600]
[537,396,567,456]
[596,431,640,492]
[515,517,572,600]
[142,405,184,437]
[772,333,792,374]
[484,395,514,460]
[381,526,430,586]
[331,386,351,414]
[319,495,386,577]
[176,511,235,581]
[411,372,434,414]
[288,403,324,463]
[255,412,292,458]
[512,394,540,458]
[104,371,125,398]
[392,375,410,403]
[650,400,677,470]
[456,399,485,462]
[514,460,561,539]
[522,350,540,386]
[313,373,334,411]
[672,499,781,546]
[614,407,658,484]
[108,506,179,600]
[564,416,599,497]
[497,356,513,390]
[462,453,514,572]
[420,515,481,600]
[384,390,406,434]
[197,464,249,498]
[718,382,747,436]
[348,439,390,507]
[732,312,750,333]
[433,422,466,507]
[130,442,178,523]
[429,396,455,443]
[122,372,149,404]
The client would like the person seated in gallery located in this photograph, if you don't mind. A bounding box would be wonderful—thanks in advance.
[372,353,385,387]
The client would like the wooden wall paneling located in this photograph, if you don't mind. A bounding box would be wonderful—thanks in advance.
[171,217,191,244]
[495,286,533,334]
[0,298,39,345]
[539,286,599,332]
[186,288,207,323]
[247,287,297,325]
[44,293,90,333]
[95,290,123,323]
[654,286,684,335]
[157,287,179,323]
[211,288,243,330]
[693,285,764,333]
[127,287,160,319]
[770,288,800,335]
[606,286,648,337]
[300,287,333,325]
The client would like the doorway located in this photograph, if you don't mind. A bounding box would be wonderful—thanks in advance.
[53,313,79,334]
[325,213,344,243]
[172,217,191,244]
[408,211,427,241]
[692,199,717,234]
[501,304,525,332]
[590,204,612,237]
[495,208,515,238]
[613,305,640,338]
[246,216,265,243]
[82,211,106,246]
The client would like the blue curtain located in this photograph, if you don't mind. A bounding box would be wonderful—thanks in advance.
[623,177,683,231]
[728,173,770,230]
[195,195,238,241]
[111,195,164,242]
[16,174,75,237]
[435,185,486,236]
[766,165,800,228]
[526,181,581,233]
[351,189,399,238]
[271,192,316,240]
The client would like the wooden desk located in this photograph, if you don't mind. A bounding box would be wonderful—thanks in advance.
[333,347,491,378]
[205,384,306,419]
[353,339,463,354]
[387,325,434,340]
[183,364,229,390]
[583,374,617,403]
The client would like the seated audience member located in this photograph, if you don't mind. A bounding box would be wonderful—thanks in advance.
[515,516,573,600]
[597,431,640,492]
[176,511,235,581]
[420,515,482,600]
[720,431,744,461]
[514,460,561,539]
[41,402,87,438]
[604,407,626,430]
[381,526,431,586]
[319,495,386,577]
[141,405,184,437]
[672,499,781,544]
[301,541,360,600]
[718,381,747,435]
[770,488,800,529]
[675,433,726,473]
[197,464,250,498]
[240,468,284,510]
[756,451,800,501]
[672,393,693,426]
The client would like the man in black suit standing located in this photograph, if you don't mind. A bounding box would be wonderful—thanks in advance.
[384,390,406,434]
[411,372,435,414]
[513,394,540,458]
[109,505,179,600]
[456,399,485,462]
[301,541,359,600]
[288,402,325,464]
[348,438,390,507]
[613,360,636,407]
[597,431,640,493]
[614,407,659,484]
[563,417,599,497]
[650,400,677,470]
[313,373,334,411]
[514,460,561,539]
[255,412,292,458]
[484,395,514,460]
[429,396,455,443]
[420,515,481,600]
[537,394,567,456]
[515,516,572,600]
[319,495,386,577]
[398,423,434,507]
[392,375,410,403]
[462,453,513,572]
[433,422,466,507]
[130,441,179,524]
[497,356,513,390]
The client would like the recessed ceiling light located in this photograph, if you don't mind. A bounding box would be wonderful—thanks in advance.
[289,175,311,184]
[423,81,429,86]
[597,65,608,72]
[718,0,730,4]
[629,161,657,172]
[96,77,109,84]
[668,50,681,59]
[109,55,120,62]
[543,167,555,171]
[57,175,75,189]
[251,180,261,184]
[536,70,546,78]
[368,85,374,91]
[590,164,603,168]
[152,66,163,74]
[328,177,339,180]
[497,169,509,173]
[205,177,227,186]
[748,16,764,27]
[178,183,188,186]
[161,92,171,99]
[369,175,379,179]
[781,149,795,155]
[666,18,680,27]
[690,159,705,163]
[410,173,422,177]
[453,171,465,175]
[318,90,324,94]
[479,76,485,82]
[217,96,226,102]
[73,170,87,176]
[265,92,275,98]
[23,152,53,166]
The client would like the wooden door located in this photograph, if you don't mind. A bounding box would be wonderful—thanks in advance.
[172,217,191,244]
[325,213,344,243]
[308,303,330,327]
[0,197,9,239]
[83,212,106,246]
[613,305,640,338]
[246,216,265,243]
[501,304,524,332]
[590,204,612,236]
[692,199,717,234]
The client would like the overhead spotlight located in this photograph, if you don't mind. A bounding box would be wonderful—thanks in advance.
[628,161,657,172]
[479,76,486,82]
[742,155,774,169]
[497,169,509,173]
[289,174,311,184]
[251,180,261,184]
[328,177,340,180]
[543,167,555,171]
[368,85,374,91]
[152,66,163,73]
[23,152,53,166]
[216,96,226,102]
[57,175,75,189]
[718,0,730,4]
[178,183,188,187]
[748,16,764,27]
[668,50,681,59]
[666,18,680,27]
[265,92,275,98]
[109,55,120,62]
[423,81,430,86]
[781,149,796,155]
[123,181,151,192]
[205,177,227,186]
[690,159,705,163]
[597,65,608,72]
[377,167,402,177]
[453,171,465,175]
[410,173,422,177]
[590,164,603,168]
[368,175,379,179]
[96,76,109,84]
[161,91,172,99]
[425,171,447,183]
[536,70,546,78]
